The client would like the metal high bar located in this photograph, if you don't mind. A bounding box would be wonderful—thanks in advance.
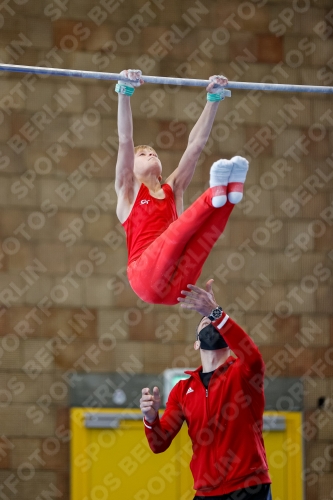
[0,63,332,94]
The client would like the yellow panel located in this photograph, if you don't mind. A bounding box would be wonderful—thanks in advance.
[264,411,304,500]
[71,408,89,499]
[71,408,195,500]
[71,409,304,500]
[264,424,287,499]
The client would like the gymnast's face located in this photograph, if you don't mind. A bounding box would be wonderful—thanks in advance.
[134,148,162,181]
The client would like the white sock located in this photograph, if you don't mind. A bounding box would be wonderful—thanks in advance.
[209,159,233,207]
[227,156,249,204]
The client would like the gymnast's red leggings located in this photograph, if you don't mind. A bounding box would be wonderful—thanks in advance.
[127,188,234,305]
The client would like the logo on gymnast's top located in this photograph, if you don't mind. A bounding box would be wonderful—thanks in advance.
[186,387,194,395]
[140,199,150,205]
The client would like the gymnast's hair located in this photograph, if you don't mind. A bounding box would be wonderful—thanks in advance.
[134,145,158,155]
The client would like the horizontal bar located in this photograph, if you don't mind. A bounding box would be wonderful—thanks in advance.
[0,63,332,93]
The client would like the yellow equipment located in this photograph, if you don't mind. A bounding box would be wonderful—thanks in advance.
[71,408,303,500]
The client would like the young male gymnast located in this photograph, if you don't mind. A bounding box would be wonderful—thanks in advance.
[115,69,249,305]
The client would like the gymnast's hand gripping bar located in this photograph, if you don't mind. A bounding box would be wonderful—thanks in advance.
[0,63,332,94]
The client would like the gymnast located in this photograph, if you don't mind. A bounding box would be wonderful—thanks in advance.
[115,69,249,305]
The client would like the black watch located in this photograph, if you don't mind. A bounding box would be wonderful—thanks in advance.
[208,306,223,321]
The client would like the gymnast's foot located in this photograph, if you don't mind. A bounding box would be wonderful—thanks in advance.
[209,159,233,207]
[227,156,249,204]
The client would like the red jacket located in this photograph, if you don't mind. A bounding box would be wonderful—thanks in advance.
[144,315,271,496]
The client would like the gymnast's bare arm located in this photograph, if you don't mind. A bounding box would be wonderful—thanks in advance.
[165,75,228,214]
[115,70,144,223]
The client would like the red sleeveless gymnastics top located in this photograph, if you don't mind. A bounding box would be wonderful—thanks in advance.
[122,183,178,265]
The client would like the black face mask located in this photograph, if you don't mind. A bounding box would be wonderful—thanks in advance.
[199,323,228,350]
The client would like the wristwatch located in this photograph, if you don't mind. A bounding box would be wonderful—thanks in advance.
[208,306,223,321]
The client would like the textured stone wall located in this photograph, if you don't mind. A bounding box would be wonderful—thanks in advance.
[0,0,332,498]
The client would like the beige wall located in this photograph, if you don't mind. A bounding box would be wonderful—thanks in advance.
[0,0,332,498]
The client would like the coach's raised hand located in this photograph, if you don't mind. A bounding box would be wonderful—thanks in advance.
[140,387,161,423]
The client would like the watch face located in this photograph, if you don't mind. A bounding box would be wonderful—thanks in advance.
[210,307,222,319]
